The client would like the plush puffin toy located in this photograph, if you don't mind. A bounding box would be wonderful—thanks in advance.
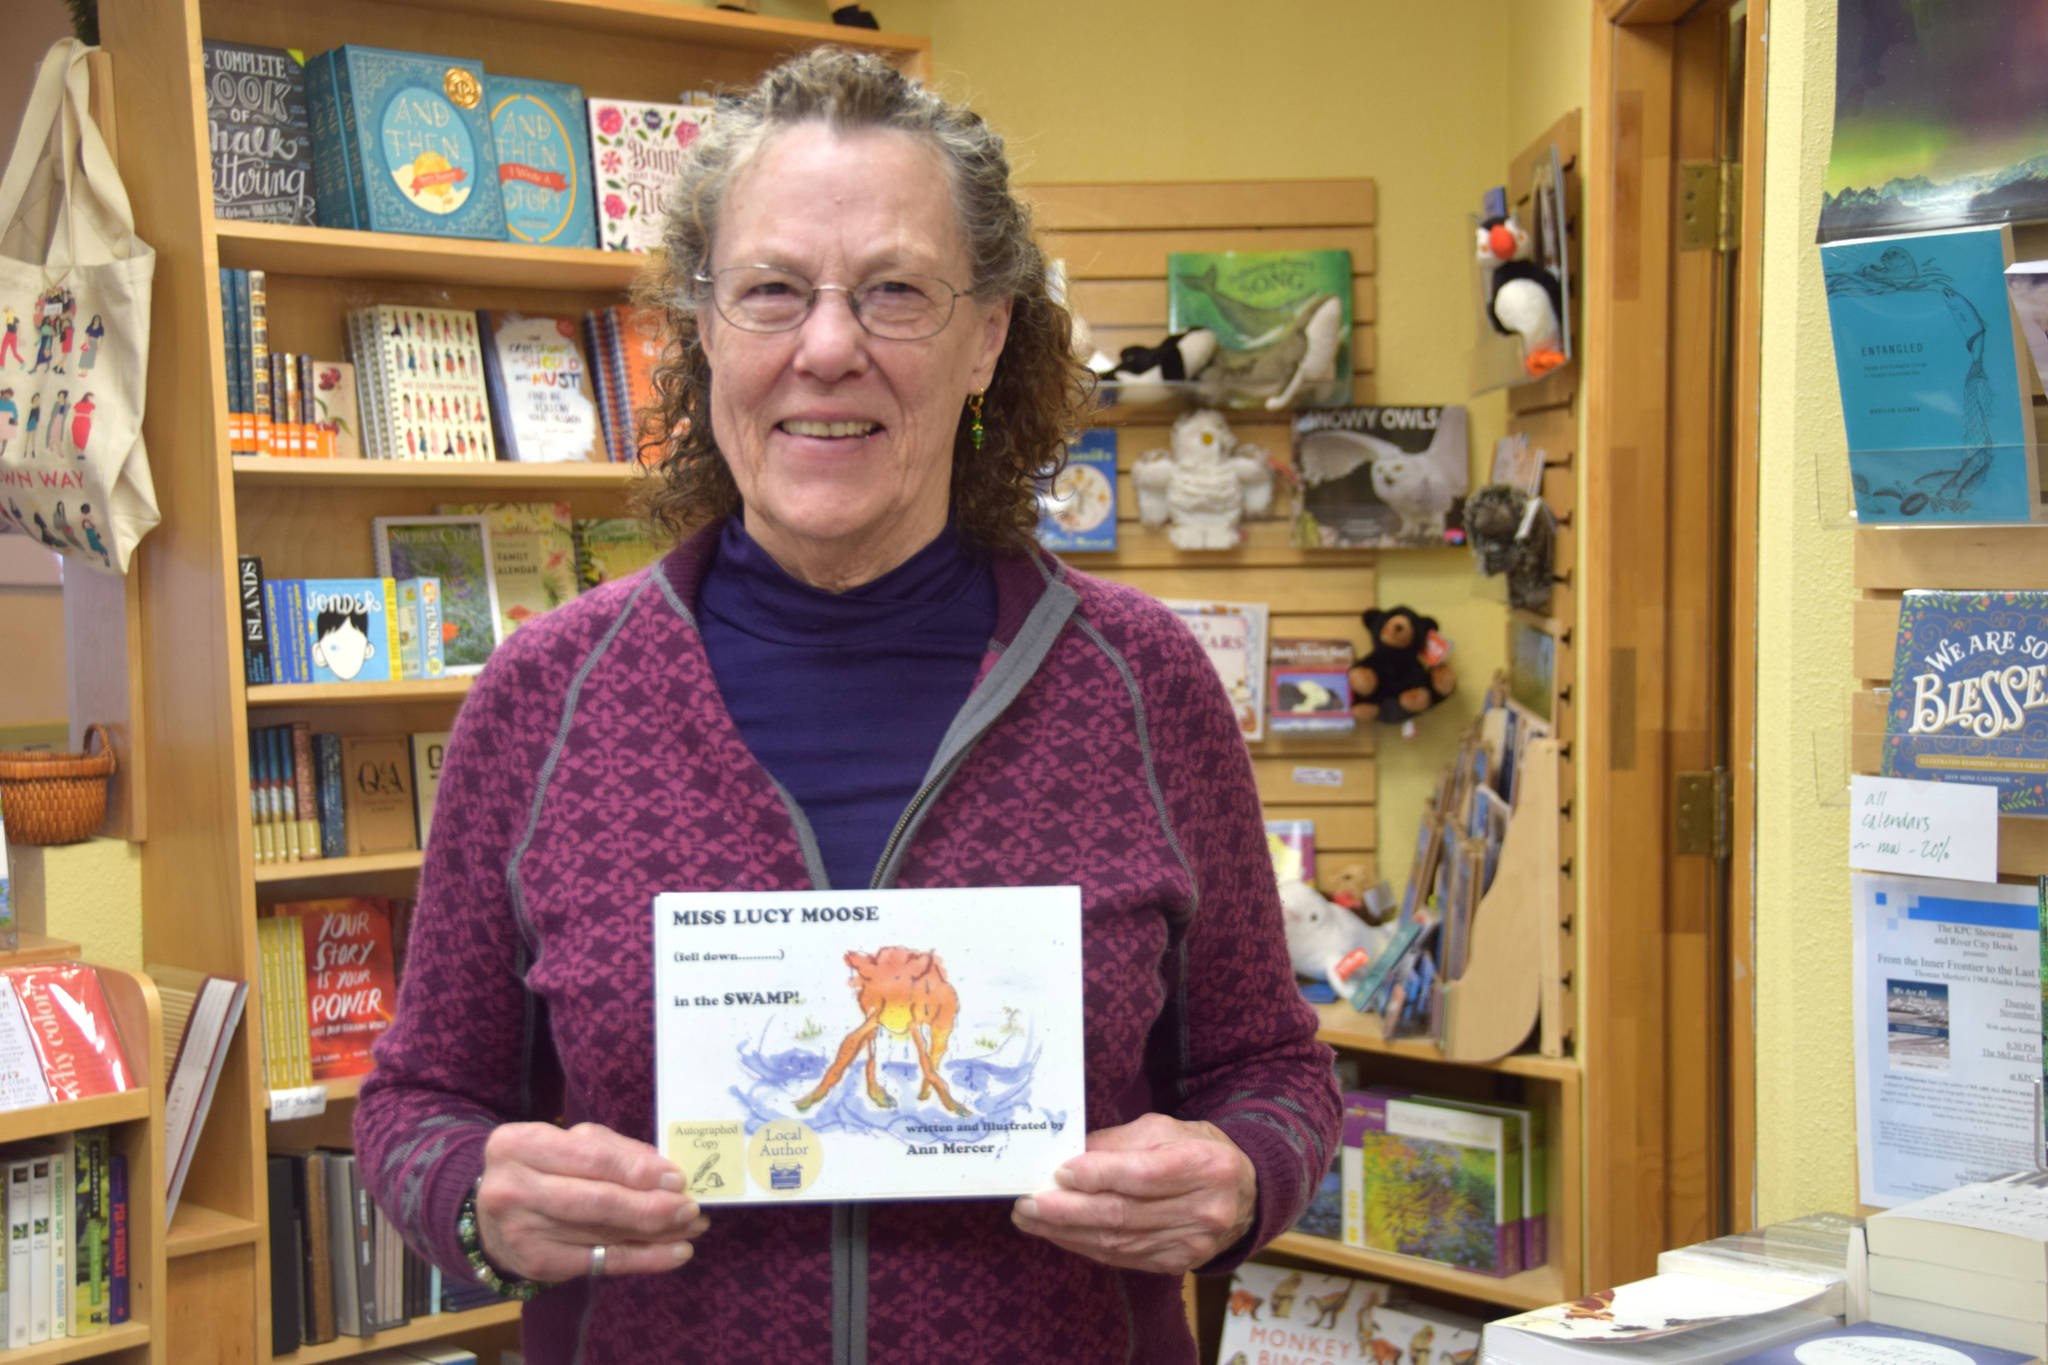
[1477,214,1566,377]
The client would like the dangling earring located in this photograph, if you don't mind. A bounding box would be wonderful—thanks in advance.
[968,391,985,451]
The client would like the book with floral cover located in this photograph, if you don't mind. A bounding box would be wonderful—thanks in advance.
[588,98,710,252]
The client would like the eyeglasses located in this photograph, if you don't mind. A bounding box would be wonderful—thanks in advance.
[692,265,971,341]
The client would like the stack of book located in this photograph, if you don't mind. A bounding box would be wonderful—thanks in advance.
[0,1128,126,1346]
[1656,1212,1858,1317]
[1864,1172,2048,1356]
[1482,1273,1839,1365]
[216,268,357,459]
[256,898,401,1093]
[244,725,446,865]
[237,559,445,687]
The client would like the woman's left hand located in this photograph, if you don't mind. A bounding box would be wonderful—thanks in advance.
[1010,1112,1256,1275]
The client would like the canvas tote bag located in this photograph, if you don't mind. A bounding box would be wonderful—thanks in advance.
[0,39,158,574]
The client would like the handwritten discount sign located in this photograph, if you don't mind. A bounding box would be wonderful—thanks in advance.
[1849,775,1999,883]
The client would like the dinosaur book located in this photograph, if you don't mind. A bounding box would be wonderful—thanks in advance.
[652,887,1084,1204]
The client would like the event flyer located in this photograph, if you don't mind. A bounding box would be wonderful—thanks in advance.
[653,886,1084,1205]
[1851,872,2041,1207]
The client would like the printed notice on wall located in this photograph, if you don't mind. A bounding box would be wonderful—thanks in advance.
[652,886,1085,1205]
[1849,775,1999,883]
[1851,872,2041,1207]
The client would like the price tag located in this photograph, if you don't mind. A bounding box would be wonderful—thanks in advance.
[1848,775,1999,883]
[268,1085,328,1122]
[1291,766,1344,788]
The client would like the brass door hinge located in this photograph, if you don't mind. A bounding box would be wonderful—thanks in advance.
[1674,769,1731,858]
[1678,161,1741,253]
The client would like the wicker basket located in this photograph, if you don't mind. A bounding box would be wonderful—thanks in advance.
[0,723,115,846]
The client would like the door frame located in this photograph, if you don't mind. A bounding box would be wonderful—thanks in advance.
[1583,0,1767,1286]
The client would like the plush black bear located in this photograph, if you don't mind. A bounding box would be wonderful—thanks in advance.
[1351,606,1456,725]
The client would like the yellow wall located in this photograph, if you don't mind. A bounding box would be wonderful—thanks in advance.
[1754,0,1859,1219]
[916,0,1590,871]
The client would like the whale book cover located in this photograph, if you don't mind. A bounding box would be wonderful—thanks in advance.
[1820,224,2038,524]
[305,46,507,241]
[1166,249,1353,407]
[1882,589,2048,815]
[653,887,1084,1204]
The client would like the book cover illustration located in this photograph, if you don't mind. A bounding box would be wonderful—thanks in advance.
[485,75,597,249]
[1034,430,1117,552]
[437,500,578,637]
[1881,590,2048,815]
[299,578,398,685]
[372,516,500,673]
[475,313,602,463]
[309,360,359,461]
[1820,226,2037,523]
[3,966,131,1101]
[1352,1090,1515,1275]
[572,517,663,589]
[268,900,396,1081]
[1166,249,1352,408]
[1293,406,1469,549]
[1163,599,1269,741]
[367,306,494,462]
[1269,638,1355,734]
[653,886,1084,1204]
[203,41,315,225]
[308,46,507,241]
[1215,1261,1392,1362]
[589,98,711,253]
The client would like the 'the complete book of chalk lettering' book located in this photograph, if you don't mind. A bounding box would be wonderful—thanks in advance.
[654,887,1084,1205]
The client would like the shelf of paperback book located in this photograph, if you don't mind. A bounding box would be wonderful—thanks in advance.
[231,457,648,490]
[2,1320,153,1365]
[1263,1231,1569,1311]
[165,1202,262,1260]
[0,1090,150,1149]
[1310,1003,1577,1082]
[215,221,647,293]
[247,679,473,708]
[252,852,424,885]
[283,1301,522,1365]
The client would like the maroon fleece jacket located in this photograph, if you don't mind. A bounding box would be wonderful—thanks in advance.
[355,522,1341,1363]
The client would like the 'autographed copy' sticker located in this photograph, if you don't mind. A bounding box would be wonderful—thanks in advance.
[653,886,1084,1204]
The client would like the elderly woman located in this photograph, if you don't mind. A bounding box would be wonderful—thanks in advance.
[356,47,1340,1364]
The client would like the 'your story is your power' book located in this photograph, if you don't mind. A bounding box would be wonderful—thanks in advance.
[654,887,1084,1204]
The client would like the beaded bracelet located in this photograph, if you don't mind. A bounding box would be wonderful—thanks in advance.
[456,1180,547,1301]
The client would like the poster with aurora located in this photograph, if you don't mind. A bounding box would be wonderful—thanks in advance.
[653,886,1084,1204]
[1821,1,2048,243]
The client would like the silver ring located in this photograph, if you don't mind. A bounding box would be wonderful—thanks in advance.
[588,1243,607,1278]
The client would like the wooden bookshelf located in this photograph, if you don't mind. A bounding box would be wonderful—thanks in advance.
[0,934,86,967]
[232,457,648,490]
[1310,1003,1580,1083]
[281,1303,522,1364]
[0,1322,156,1365]
[105,2,928,1361]
[1264,1233,1571,1311]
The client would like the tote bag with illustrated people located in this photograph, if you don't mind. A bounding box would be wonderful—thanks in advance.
[0,39,158,573]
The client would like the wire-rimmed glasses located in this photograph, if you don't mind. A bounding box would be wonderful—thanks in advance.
[691,265,971,341]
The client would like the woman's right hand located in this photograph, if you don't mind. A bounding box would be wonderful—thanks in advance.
[476,1121,710,1281]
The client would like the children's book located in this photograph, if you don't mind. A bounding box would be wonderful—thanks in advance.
[652,886,1084,1204]
[1370,1301,1485,1365]
[1821,225,2037,523]
[203,42,316,225]
[1034,430,1118,552]
[1162,599,1268,741]
[268,900,397,1082]
[370,516,501,673]
[437,500,578,638]
[1166,249,1352,407]
[304,47,507,241]
[476,312,603,463]
[1268,637,1355,734]
[572,517,664,589]
[300,579,399,685]
[1881,589,2048,815]
[1263,820,1315,886]
[1213,1261,1392,1361]
[485,74,598,249]
[1347,1086,1519,1276]
[1293,406,1469,548]
[587,98,711,253]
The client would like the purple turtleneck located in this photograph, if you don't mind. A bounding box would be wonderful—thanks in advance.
[695,517,997,891]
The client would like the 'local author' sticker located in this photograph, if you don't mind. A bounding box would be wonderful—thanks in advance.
[748,1119,823,1196]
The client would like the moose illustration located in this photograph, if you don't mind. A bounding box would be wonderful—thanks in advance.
[794,947,970,1117]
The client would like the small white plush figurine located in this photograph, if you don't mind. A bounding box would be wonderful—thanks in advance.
[1278,877,1390,992]
[1132,408,1273,549]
